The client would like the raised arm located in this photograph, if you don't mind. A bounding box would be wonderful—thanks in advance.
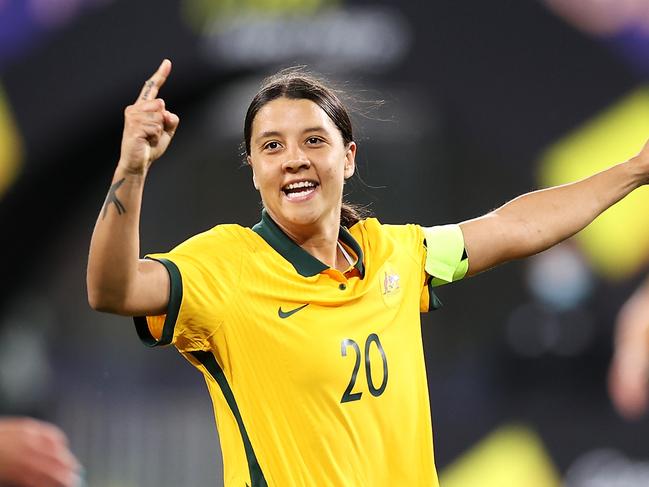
[459,146,649,276]
[87,59,180,316]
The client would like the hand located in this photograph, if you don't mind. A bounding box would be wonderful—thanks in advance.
[0,417,82,487]
[119,59,180,175]
[608,279,649,420]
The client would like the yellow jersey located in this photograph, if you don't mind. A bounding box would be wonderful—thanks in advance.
[135,210,468,486]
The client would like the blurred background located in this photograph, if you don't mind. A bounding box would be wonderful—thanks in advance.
[1,0,649,485]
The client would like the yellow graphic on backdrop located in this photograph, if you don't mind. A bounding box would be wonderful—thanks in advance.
[539,87,649,279]
[182,0,337,31]
[440,424,561,487]
[0,82,23,200]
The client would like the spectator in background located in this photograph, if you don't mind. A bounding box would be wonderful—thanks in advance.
[609,275,649,420]
[0,417,81,487]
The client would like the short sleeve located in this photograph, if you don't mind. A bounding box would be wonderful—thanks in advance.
[423,224,469,287]
[133,227,242,352]
[134,257,183,348]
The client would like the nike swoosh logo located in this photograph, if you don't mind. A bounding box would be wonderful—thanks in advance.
[278,303,309,319]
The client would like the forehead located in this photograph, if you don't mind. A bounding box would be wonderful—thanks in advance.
[252,97,338,137]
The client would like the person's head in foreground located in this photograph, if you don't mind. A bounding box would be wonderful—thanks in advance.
[243,69,362,238]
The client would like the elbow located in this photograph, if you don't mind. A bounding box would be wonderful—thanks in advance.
[87,274,107,311]
[87,290,111,313]
[86,281,128,314]
[87,288,116,313]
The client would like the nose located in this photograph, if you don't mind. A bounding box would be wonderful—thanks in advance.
[282,146,310,173]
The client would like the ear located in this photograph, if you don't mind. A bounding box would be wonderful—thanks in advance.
[343,142,356,179]
[248,155,259,190]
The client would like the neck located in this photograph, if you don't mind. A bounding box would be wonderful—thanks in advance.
[270,211,349,271]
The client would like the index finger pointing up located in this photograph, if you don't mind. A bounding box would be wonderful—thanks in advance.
[137,59,172,102]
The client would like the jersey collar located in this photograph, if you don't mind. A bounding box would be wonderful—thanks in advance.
[252,209,365,278]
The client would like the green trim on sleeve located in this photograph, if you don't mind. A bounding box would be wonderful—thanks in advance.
[423,224,469,287]
[190,350,268,487]
[133,257,182,348]
[427,277,443,310]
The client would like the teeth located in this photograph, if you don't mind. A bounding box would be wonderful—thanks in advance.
[286,188,315,199]
[285,181,315,190]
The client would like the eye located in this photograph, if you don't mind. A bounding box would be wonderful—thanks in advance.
[306,136,323,145]
[263,141,281,151]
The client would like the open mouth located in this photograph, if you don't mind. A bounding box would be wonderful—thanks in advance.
[282,180,319,200]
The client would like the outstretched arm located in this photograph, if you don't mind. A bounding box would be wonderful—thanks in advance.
[609,274,649,420]
[459,146,649,276]
[87,59,180,316]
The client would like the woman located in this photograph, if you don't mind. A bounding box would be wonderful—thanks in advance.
[87,59,649,486]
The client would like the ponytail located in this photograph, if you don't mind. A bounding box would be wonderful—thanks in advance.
[340,201,369,228]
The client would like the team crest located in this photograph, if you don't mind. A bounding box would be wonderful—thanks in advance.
[382,271,400,295]
[380,264,401,308]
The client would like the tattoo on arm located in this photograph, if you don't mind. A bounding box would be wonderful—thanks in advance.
[102,178,127,219]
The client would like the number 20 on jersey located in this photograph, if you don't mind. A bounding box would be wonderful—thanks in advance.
[340,333,388,403]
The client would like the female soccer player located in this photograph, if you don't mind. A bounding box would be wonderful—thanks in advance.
[87,59,649,486]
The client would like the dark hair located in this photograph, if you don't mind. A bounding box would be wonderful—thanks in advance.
[244,68,367,228]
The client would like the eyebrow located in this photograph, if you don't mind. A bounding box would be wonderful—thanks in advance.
[254,126,328,143]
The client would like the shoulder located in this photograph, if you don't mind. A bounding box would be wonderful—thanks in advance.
[349,218,426,267]
[351,218,424,247]
[172,223,259,255]
[149,224,260,274]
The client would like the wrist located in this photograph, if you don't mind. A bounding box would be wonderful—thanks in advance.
[625,156,649,187]
[116,160,149,179]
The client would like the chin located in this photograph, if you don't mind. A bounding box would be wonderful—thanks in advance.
[276,203,336,230]
[284,208,321,227]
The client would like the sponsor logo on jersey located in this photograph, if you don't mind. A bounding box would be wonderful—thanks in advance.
[278,303,309,319]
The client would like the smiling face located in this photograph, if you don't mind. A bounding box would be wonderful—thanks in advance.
[248,97,356,237]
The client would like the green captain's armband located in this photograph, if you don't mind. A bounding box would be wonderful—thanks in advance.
[423,224,469,287]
